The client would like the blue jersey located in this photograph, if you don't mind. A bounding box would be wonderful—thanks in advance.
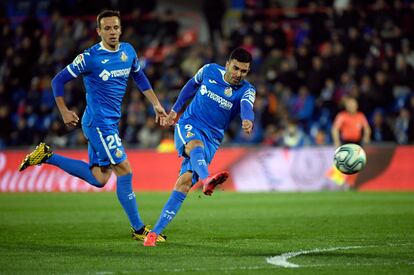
[66,42,141,126]
[179,63,256,142]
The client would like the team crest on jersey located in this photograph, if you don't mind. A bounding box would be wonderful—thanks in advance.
[115,148,123,158]
[120,51,128,62]
[224,87,233,97]
[186,131,194,138]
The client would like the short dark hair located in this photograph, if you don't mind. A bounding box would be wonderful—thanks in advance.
[229,48,252,64]
[97,10,121,29]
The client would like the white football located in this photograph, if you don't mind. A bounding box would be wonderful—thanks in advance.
[333,143,367,175]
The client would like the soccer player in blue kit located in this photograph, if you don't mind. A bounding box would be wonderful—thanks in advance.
[144,48,256,246]
[19,10,168,242]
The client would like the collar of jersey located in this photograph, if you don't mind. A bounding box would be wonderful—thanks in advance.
[98,41,121,52]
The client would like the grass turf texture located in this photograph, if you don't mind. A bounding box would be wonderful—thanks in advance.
[0,192,413,274]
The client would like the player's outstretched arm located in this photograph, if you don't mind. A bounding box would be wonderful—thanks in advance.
[51,67,78,127]
[55,97,79,127]
[242,120,253,134]
[240,88,255,134]
[171,78,199,113]
[130,68,167,125]
[361,114,371,145]
[331,126,341,148]
[331,115,342,148]
[165,110,177,126]
[142,89,168,125]
[162,78,200,127]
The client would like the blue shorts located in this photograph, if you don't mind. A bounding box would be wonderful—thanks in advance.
[82,123,127,167]
[174,122,219,185]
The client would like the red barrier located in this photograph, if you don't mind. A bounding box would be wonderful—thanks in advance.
[1,145,413,192]
[358,146,414,191]
[0,148,247,192]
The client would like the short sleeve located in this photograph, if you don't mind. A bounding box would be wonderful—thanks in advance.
[333,113,344,128]
[66,52,92,77]
[131,48,141,73]
[194,64,209,84]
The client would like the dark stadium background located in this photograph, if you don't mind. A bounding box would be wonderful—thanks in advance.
[0,0,413,149]
[0,1,413,274]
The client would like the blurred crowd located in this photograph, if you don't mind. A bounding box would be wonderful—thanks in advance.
[0,0,414,149]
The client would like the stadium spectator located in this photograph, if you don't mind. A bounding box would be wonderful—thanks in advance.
[394,107,414,144]
[202,0,226,48]
[0,104,13,148]
[280,119,311,148]
[370,109,395,143]
[262,124,280,146]
[1,1,414,146]
[138,117,162,148]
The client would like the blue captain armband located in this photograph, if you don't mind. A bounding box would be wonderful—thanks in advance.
[240,99,255,121]
[51,67,76,97]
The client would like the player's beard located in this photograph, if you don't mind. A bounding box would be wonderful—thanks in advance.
[231,77,241,85]
[225,72,240,85]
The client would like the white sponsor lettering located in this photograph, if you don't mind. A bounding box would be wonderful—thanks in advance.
[110,68,130,77]
[0,168,116,192]
[200,85,233,110]
[0,153,5,171]
[0,171,11,192]
[99,68,131,81]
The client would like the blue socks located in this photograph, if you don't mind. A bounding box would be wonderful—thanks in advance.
[46,154,103,188]
[153,190,187,235]
[116,174,144,231]
[189,146,209,180]
[47,155,144,231]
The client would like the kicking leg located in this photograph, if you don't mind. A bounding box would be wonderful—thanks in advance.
[185,140,210,180]
[185,140,229,196]
[144,172,192,246]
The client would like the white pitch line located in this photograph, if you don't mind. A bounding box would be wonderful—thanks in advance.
[266,245,373,268]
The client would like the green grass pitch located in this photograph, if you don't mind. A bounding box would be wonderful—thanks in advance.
[0,192,413,274]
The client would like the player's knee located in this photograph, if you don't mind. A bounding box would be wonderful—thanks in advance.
[94,173,111,187]
[95,177,108,187]
[91,166,112,187]
[174,173,192,193]
[111,160,132,176]
[175,182,191,193]
[185,140,204,155]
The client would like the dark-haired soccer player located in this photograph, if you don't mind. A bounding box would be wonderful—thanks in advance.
[144,48,256,246]
[19,10,167,242]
